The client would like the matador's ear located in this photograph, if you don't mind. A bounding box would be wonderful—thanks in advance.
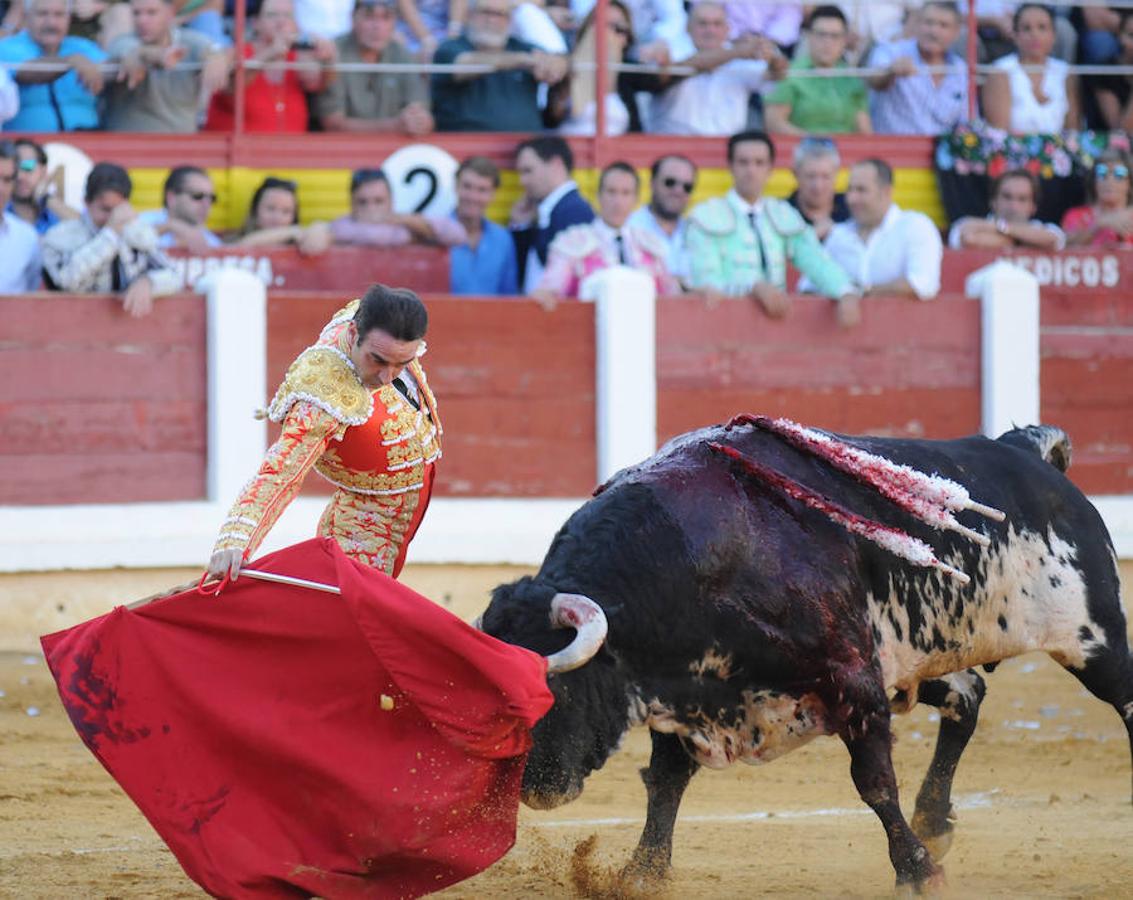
[416,340,428,358]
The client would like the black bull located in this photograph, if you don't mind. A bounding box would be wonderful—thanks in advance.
[481,421,1133,890]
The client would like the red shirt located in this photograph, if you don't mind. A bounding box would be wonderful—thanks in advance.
[205,44,309,133]
[1060,204,1133,248]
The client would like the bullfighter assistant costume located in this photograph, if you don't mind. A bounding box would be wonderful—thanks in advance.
[212,300,442,578]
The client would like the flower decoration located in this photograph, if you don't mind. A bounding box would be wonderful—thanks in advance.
[934,123,1128,181]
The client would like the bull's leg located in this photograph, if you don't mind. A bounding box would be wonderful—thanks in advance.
[624,730,700,878]
[909,669,986,861]
[840,674,942,890]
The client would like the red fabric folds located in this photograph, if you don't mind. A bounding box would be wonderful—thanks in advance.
[40,538,553,899]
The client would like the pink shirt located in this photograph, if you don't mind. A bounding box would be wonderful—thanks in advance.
[539,221,680,299]
[331,215,467,247]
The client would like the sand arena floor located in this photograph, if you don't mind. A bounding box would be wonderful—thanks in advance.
[1,564,1132,898]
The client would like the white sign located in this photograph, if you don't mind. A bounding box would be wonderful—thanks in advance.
[381,144,458,217]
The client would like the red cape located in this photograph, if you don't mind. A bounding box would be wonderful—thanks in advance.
[40,538,553,899]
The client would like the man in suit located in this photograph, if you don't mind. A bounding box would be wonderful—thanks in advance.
[509,135,595,293]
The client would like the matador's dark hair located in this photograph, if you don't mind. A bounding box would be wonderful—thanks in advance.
[354,284,429,342]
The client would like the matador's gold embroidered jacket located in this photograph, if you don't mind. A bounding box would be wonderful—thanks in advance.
[212,301,442,577]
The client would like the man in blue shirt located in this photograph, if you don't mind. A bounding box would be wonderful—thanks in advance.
[7,138,79,234]
[449,155,518,295]
[0,0,107,132]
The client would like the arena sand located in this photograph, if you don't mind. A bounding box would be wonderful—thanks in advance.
[2,564,1132,898]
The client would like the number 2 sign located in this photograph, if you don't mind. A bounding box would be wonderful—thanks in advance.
[382,144,459,217]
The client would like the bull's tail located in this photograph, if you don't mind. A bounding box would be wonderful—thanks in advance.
[996,425,1072,472]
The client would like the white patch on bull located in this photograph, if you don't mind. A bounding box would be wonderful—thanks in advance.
[689,648,734,679]
[867,525,1106,701]
[644,691,830,770]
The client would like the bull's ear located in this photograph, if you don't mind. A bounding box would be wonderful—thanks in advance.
[544,593,608,674]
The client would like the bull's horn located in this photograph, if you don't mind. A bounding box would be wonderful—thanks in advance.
[544,593,608,674]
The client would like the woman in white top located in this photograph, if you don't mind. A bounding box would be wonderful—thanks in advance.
[982,3,1079,133]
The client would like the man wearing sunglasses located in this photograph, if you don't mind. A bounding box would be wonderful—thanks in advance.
[138,165,223,253]
[8,138,79,234]
[626,153,697,280]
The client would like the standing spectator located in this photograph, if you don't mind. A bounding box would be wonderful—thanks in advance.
[138,166,223,252]
[626,153,696,279]
[0,141,41,294]
[232,176,332,255]
[103,0,231,133]
[765,6,870,135]
[42,161,179,317]
[787,137,849,241]
[509,135,595,293]
[449,156,518,295]
[431,0,567,132]
[8,138,79,234]
[397,0,463,59]
[983,3,1079,133]
[646,0,785,136]
[295,0,354,39]
[948,168,1064,250]
[726,0,804,56]
[0,0,106,132]
[206,0,336,132]
[331,168,467,247]
[534,160,679,304]
[816,158,942,303]
[316,0,432,134]
[685,130,856,318]
[570,0,691,62]
[867,1,968,136]
[1085,10,1133,131]
[1061,150,1133,248]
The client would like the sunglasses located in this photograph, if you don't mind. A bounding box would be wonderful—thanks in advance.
[660,176,694,192]
[1095,163,1129,179]
[183,190,218,202]
[17,158,37,171]
[609,22,631,36]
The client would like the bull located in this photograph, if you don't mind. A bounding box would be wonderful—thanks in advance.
[480,418,1133,891]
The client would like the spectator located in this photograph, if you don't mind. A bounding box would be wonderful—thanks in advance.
[765,6,870,135]
[449,156,518,295]
[685,130,857,319]
[206,0,335,132]
[787,136,849,242]
[983,4,1079,133]
[1061,150,1133,248]
[67,0,133,48]
[431,0,567,132]
[570,0,691,62]
[726,0,804,56]
[42,161,178,317]
[949,168,1064,250]
[0,141,41,294]
[867,1,968,136]
[545,0,666,134]
[0,65,15,124]
[295,0,354,39]
[817,158,942,303]
[646,0,786,136]
[8,138,79,234]
[331,168,467,247]
[625,153,696,279]
[231,176,332,255]
[1077,3,1120,66]
[175,0,227,47]
[103,0,231,132]
[511,0,571,54]
[509,134,595,293]
[534,160,678,305]
[316,0,432,134]
[840,0,912,63]
[138,166,223,252]
[397,0,463,59]
[0,0,106,132]
[1086,10,1133,131]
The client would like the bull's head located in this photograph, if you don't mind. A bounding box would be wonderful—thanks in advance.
[480,576,632,809]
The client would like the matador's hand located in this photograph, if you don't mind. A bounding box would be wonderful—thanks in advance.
[207,548,244,584]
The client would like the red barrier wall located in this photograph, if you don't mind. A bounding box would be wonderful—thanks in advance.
[0,294,207,505]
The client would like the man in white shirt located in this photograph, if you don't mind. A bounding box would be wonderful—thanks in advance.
[646,0,786,135]
[818,158,943,307]
[948,168,1065,251]
[626,153,696,279]
[0,141,41,293]
[138,166,223,253]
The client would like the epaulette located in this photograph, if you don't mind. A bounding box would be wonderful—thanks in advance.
[687,198,737,237]
[763,198,809,238]
[631,225,669,260]
[265,345,372,426]
[550,223,600,259]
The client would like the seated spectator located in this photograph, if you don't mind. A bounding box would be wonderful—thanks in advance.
[867,1,967,136]
[295,0,354,40]
[509,134,595,292]
[42,162,178,317]
[727,0,803,56]
[983,4,1079,133]
[331,168,467,247]
[1061,150,1133,248]
[397,0,463,59]
[103,0,231,132]
[1086,10,1133,131]
[545,0,666,134]
[949,168,1064,250]
[534,161,678,305]
[206,0,336,132]
[765,6,870,135]
[817,159,942,304]
[432,0,567,131]
[787,136,849,242]
[8,138,80,234]
[231,176,332,255]
[0,141,42,294]
[316,0,432,134]
[0,0,106,132]
[450,156,518,295]
[646,0,786,136]
[138,166,223,252]
[626,153,696,279]
[571,0,691,62]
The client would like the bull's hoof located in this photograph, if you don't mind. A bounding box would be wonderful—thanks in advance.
[910,806,957,862]
[895,866,947,897]
[620,850,671,885]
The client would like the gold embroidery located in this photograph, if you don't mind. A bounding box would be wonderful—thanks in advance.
[267,347,372,425]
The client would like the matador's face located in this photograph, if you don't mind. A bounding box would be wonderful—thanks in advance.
[348,323,421,390]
